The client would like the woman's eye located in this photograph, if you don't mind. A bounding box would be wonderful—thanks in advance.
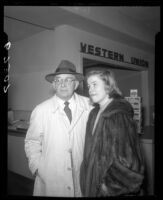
[87,83,97,89]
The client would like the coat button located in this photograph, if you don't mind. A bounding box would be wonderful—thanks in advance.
[67,186,71,190]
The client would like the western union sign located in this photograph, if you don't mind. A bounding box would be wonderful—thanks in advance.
[80,42,149,68]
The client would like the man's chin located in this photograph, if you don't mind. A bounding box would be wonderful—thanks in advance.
[57,94,71,101]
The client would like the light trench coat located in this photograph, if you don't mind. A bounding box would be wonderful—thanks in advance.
[24,93,92,197]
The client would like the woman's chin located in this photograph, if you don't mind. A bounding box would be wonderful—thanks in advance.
[91,98,98,104]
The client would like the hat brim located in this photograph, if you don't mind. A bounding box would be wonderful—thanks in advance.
[45,72,84,83]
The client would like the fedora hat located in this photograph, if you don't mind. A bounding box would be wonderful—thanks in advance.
[45,60,84,83]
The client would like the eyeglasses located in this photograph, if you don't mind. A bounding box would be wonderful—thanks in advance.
[53,78,76,86]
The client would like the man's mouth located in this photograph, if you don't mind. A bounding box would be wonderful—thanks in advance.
[61,89,68,92]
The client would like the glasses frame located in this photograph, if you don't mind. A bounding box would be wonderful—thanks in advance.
[53,78,76,86]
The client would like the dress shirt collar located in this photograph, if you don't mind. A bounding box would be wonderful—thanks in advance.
[55,95,75,110]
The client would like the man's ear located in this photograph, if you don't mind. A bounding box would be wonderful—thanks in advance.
[74,81,79,90]
[52,82,56,90]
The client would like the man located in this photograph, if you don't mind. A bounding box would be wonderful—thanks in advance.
[24,60,92,197]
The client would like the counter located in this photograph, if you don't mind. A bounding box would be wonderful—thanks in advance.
[8,129,34,180]
[8,128,27,137]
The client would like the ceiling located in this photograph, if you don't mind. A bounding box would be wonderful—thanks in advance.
[4,6,160,53]
[116,6,160,32]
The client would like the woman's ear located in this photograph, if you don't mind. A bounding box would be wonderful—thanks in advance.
[105,85,110,93]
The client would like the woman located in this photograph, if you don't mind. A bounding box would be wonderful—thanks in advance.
[80,70,144,197]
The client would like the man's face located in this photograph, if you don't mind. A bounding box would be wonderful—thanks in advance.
[52,74,79,101]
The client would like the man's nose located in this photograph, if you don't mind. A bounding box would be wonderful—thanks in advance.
[60,80,66,87]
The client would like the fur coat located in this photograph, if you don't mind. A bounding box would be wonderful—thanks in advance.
[80,95,144,197]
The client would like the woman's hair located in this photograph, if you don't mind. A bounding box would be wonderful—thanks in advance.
[86,69,122,98]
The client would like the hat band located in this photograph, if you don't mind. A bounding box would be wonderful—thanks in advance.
[56,67,75,73]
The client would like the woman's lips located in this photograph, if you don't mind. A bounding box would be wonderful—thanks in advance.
[90,94,97,97]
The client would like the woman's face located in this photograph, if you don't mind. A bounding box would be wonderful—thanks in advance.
[87,75,109,105]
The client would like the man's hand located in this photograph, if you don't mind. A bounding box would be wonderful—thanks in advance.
[101,183,108,195]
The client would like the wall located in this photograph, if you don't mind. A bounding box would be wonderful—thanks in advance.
[140,139,155,194]
[8,30,57,111]
[8,25,154,125]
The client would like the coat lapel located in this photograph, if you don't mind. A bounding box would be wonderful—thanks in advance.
[51,93,90,133]
[68,93,89,134]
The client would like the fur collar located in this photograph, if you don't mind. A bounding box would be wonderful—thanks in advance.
[92,96,134,119]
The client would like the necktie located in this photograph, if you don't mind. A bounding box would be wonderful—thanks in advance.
[64,101,72,123]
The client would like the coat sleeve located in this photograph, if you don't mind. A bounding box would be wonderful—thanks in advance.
[24,105,44,175]
[99,112,144,196]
